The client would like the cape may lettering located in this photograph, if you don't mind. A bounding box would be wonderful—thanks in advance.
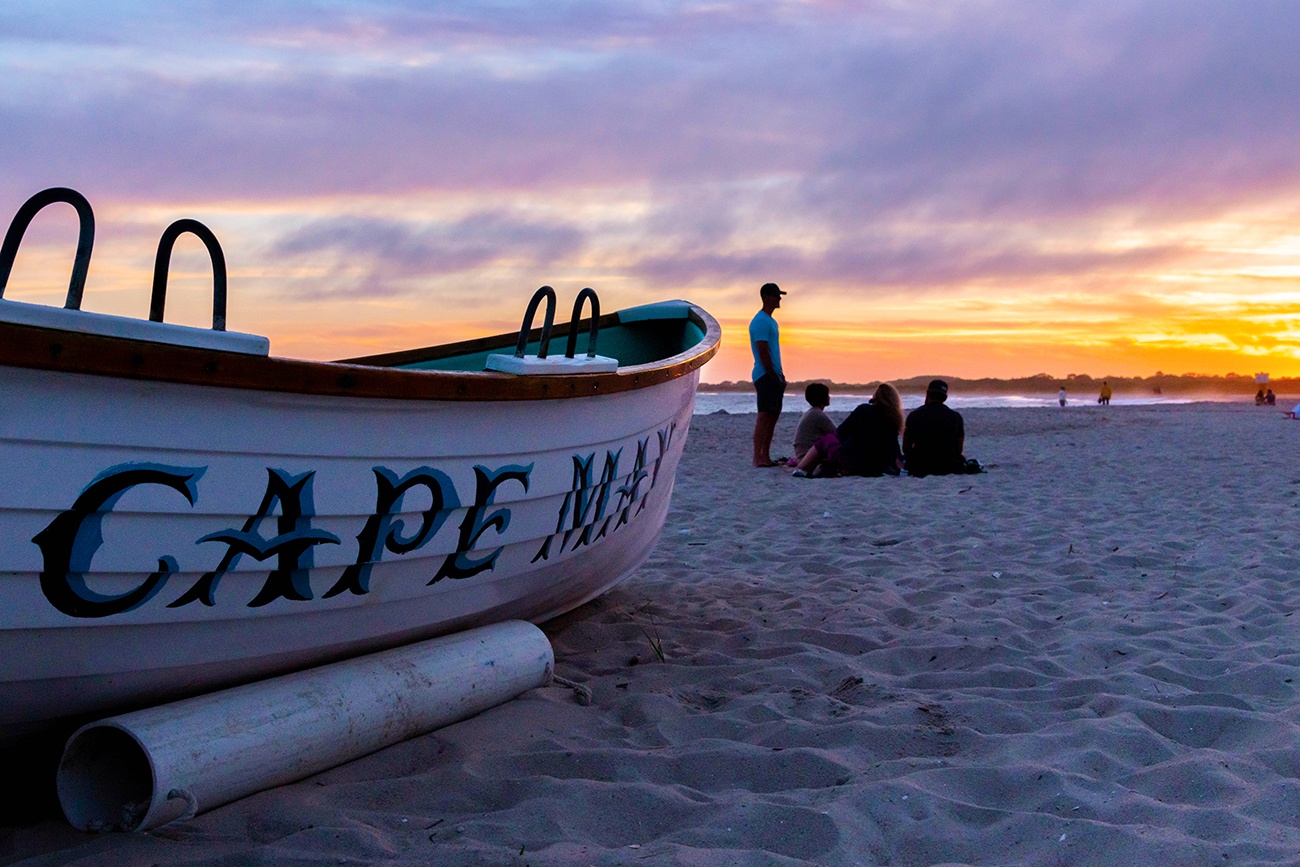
[31,423,675,619]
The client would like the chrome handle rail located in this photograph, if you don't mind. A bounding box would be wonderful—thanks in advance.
[514,285,557,359]
[564,287,600,360]
[0,187,95,310]
[150,219,228,331]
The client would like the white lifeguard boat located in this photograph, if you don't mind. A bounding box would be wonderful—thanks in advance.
[0,188,719,740]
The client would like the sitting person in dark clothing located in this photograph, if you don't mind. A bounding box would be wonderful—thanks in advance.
[792,382,904,477]
[903,379,969,477]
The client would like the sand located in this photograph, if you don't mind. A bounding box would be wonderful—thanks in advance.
[5,402,1300,866]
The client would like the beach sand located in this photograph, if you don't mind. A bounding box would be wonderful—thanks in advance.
[5,402,1300,865]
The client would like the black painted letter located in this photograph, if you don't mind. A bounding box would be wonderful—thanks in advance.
[33,463,204,618]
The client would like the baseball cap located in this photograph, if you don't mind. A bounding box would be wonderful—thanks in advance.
[760,282,787,297]
[927,379,949,397]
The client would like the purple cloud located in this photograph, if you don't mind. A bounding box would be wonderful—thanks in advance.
[3,0,1300,311]
[266,210,585,297]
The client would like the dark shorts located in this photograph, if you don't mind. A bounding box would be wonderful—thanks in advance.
[754,373,785,415]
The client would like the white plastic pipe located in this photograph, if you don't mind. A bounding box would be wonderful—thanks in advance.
[57,620,554,832]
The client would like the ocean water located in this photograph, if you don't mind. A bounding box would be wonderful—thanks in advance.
[693,391,1212,414]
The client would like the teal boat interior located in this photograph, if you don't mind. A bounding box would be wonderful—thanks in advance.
[344,300,710,373]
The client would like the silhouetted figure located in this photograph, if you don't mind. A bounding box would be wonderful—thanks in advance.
[749,282,787,467]
[791,382,835,464]
[903,380,970,477]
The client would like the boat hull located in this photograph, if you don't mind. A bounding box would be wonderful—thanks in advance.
[0,363,698,737]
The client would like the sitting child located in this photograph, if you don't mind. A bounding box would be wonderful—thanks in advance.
[789,382,836,466]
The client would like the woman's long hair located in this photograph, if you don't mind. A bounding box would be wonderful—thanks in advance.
[873,382,904,435]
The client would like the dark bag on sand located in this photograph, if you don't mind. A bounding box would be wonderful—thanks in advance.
[963,458,984,474]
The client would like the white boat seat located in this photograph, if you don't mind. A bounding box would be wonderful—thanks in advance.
[484,352,618,374]
[0,299,270,355]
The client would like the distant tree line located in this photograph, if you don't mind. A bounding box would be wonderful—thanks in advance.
[701,372,1297,396]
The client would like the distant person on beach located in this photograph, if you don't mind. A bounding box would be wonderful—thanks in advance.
[1058,386,1067,407]
[793,383,904,478]
[903,379,972,477]
[1098,381,1112,405]
[790,382,835,465]
[749,282,787,467]
[1256,388,1266,406]
[1266,389,1277,406]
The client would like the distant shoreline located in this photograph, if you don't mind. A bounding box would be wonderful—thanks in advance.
[700,372,1293,397]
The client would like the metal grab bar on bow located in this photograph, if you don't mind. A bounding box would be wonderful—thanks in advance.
[150,219,228,331]
[513,285,557,359]
[0,187,95,309]
[563,287,600,360]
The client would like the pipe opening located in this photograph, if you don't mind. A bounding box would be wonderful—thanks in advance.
[57,725,154,832]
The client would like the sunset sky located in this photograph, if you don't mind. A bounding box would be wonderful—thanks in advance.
[3,1,1300,383]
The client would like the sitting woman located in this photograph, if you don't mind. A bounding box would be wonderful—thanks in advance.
[792,382,904,478]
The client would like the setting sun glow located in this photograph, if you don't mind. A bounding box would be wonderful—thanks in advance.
[3,3,1300,385]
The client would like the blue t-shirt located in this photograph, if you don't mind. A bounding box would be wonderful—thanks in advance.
[749,310,782,382]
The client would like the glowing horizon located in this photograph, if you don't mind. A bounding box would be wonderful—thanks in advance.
[3,2,1299,383]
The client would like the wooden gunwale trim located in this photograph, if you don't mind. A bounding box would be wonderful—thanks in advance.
[0,306,721,402]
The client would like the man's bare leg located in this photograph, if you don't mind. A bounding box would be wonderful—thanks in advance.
[753,411,779,467]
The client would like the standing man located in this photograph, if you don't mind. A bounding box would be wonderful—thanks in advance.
[750,282,787,467]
